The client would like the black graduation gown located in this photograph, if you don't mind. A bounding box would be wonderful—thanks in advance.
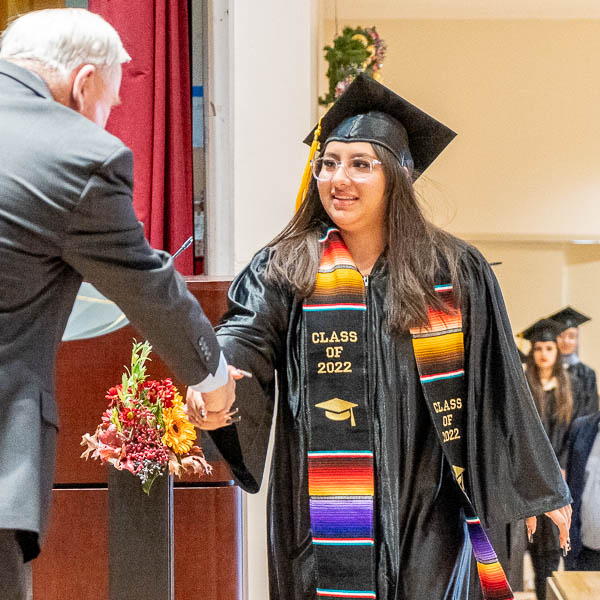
[529,389,571,554]
[568,362,599,419]
[210,243,570,600]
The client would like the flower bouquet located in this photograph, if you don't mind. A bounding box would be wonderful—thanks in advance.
[81,340,212,494]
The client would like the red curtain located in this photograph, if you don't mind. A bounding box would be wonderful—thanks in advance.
[88,0,195,275]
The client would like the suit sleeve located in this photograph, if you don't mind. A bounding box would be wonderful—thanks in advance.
[209,249,293,493]
[461,245,571,525]
[61,146,220,384]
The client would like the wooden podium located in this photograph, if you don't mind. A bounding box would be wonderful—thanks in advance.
[31,278,242,600]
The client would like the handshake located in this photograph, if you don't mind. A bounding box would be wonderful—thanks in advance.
[184,366,250,430]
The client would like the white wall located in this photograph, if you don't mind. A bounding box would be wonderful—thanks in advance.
[231,2,317,273]
[229,3,317,598]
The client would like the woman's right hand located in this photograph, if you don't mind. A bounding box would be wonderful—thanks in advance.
[545,504,572,549]
[526,503,572,550]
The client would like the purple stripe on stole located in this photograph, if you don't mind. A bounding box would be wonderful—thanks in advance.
[466,521,498,564]
[310,497,373,538]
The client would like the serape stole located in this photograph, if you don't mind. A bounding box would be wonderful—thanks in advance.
[304,228,375,599]
[304,227,513,600]
[410,287,514,600]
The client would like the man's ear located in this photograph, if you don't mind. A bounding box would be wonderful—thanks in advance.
[71,64,97,113]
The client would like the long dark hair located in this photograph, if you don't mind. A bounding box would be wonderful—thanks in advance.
[265,143,465,333]
[525,344,573,424]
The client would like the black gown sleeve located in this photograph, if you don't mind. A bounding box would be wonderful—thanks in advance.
[572,363,599,419]
[461,245,571,525]
[542,390,571,470]
[208,248,293,493]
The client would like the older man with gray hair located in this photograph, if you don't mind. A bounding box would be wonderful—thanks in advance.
[0,9,236,598]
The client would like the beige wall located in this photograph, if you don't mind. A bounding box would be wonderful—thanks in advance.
[322,19,600,241]
[473,241,566,333]
[565,245,600,380]
[473,240,600,380]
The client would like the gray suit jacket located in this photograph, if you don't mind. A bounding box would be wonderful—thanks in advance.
[0,60,221,556]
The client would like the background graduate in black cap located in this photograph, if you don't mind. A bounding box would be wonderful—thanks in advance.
[521,318,574,600]
[190,74,571,600]
[549,306,599,419]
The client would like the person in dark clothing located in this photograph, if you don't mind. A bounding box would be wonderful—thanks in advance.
[523,319,573,600]
[188,75,571,600]
[549,306,598,419]
[565,411,600,572]
[0,9,236,599]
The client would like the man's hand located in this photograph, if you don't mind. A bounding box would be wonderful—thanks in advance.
[184,366,247,429]
[526,503,572,549]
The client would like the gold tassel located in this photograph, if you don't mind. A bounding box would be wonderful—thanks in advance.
[295,118,323,212]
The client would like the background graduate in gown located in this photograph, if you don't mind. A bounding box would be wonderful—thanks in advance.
[522,319,574,600]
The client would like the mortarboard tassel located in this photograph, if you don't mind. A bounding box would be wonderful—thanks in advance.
[295,118,323,212]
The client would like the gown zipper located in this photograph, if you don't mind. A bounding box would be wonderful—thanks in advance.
[363,271,376,587]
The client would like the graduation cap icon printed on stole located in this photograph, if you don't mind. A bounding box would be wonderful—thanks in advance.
[315,398,358,427]
[452,465,466,492]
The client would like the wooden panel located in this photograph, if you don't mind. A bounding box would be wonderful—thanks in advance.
[32,486,241,600]
[174,486,242,600]
[32,489,109,599]
[54,278,232,484]
[1,2,82,38]
[0,4,8,32]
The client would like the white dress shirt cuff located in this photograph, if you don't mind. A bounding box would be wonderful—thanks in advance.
[190,352,228,393]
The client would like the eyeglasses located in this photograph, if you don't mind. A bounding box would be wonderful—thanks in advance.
[311,156,382,182]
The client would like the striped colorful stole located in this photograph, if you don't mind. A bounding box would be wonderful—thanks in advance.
[410,287,514,599]
[304,227,514,599]
[304,228,375,599]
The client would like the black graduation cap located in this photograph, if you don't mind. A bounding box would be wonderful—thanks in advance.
[519,318,562,344]
[304,73,457,179]
[547,306,591,333]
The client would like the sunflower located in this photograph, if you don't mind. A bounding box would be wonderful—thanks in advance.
[162,405,196,454]
[171,390,184,409]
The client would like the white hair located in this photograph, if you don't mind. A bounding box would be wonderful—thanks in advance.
[0,8,131,76]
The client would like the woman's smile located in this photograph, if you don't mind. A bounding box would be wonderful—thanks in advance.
[331,191,359,208]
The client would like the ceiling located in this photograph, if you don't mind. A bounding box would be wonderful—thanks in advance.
[322,0,600,20]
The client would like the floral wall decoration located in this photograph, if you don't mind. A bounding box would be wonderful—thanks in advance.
[319,26,387,106]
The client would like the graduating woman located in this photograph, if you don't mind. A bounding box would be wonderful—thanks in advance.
[187,75,571,599]
[522,319,574,600]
